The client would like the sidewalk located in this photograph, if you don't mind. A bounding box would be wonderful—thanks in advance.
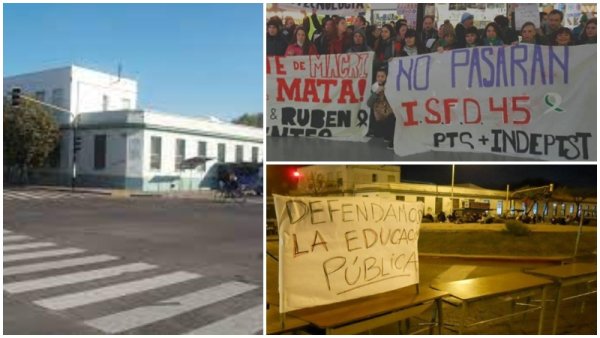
[5,185,210,199]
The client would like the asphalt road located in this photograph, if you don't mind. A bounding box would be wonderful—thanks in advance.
[4,191,263,334]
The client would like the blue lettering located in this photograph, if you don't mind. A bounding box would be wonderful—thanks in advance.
[495,46,509,87]
[467,48,483,88]
[480,47,495,87]
[531,45,547,85]
[451,49,470,88]
[548,46,569,84]
[510,45,528,86]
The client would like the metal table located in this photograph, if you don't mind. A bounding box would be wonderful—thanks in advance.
[525,263,597,334]
[431,272,553,334]
[286,286,448,335]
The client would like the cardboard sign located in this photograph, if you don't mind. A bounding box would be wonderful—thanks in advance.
[274,195,423,313]
[385,45,597,160]
[514,3,541,31]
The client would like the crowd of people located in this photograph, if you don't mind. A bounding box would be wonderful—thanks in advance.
[267,8,597,150]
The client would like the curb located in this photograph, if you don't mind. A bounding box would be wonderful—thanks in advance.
[419,253,572,263]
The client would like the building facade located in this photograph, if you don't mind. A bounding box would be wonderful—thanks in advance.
[4,66,262,191]
[293,166,596,219]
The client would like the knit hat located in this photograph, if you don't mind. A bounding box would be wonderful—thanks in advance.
[461,12,474,24]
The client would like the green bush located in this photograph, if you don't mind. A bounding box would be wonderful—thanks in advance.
[505,220,531,236]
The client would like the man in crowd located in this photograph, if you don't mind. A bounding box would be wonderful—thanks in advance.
[542,9,563,41]
[454,12,474,49]
[419,15,438,52]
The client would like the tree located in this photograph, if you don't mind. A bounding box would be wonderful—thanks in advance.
[4,98,60,184]
[232,113,263,128]
[512,185,553,221]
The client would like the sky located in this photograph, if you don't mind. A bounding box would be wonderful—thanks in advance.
[3,3,263,121]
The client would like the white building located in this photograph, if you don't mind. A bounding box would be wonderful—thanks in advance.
[4,65,263,191]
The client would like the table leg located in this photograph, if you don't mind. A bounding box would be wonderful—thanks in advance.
[538,285,549,334]
[437,298,444,335]
[458,301,468,334]
[552,285,563,334]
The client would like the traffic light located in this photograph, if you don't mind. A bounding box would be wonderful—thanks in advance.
[11,87,21,107]
[292,171,301,178]
[74,136,82,152]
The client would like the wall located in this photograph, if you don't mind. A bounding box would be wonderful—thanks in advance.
[71,66,137,115]
[4,67,72,111]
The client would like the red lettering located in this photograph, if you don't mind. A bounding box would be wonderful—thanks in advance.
[425,98,441,124]
[402,101,419,126]
[337,79,358,104]
[512,96,531,125]
[463,98,481,124]
[442,98,459,124]
[489,97,509,124]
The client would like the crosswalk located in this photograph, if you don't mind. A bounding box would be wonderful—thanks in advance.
[3,190,105,202]
[3,229,263,334]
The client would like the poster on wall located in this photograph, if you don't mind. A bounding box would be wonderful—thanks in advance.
[385,44,597,161]
[267,52,374,140]
[275,195,423,313]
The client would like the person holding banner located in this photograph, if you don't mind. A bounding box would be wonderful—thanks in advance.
[367,68,395,150]
[578,18,596,45]
[519,22,545,45]
[542,9,564,42]
[285,26,318,56]
[464,26,481,48]
[330,18,352,54]
[455,12,474,49]
[482,22,504,46]
[552,27,575,46]
[398,29,427,56]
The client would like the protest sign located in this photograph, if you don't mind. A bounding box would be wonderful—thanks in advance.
[385,44,597,160]
[267,52,374,140]
[397,4,418,28]
[276,3,367,16]
[274,195,423,313]
[514,3,540,31]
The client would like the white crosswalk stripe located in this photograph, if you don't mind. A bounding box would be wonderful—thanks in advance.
[183,304,263,335]
[34,271,201,310]
[4,255,119,276]
[4,248,85,262]
[4,235,33,242]
[4,263,158,294]
[4,233,262,334]
[84,281,258,333]
[4,242,57,252]
[3,190,104,201]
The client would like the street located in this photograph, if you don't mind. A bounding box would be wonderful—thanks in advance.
[4,190,263,334]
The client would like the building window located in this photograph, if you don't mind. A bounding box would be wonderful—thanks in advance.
[252,146,259,163]
[51,88,64,108]
[497,201,503,216]
[218,143,226,162]
[102,95,109,111]
[396,196,405,201]
[150,136,162,170]
[235,145,244,163]
[372,174,378,182]
[417,196,425,203]
[35,90,46,102]
[94,135,107,170]
[122,98,131,109]
[197,141,207,171]
[175,139,186,170]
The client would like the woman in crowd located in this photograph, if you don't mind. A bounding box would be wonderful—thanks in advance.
[313,17,337,55]
[281,16,297,44]
[578,18,597,44]
[330,18,352,54]
[366,25,381,51]
[376,24,398,62]
[552,27,575,46]
[396,23,408,48]
[519,22,545,45]
[285,26,318,56]
[266,17,287,56]
[398,29,427,56]
[482,22,504,46]
[433,21,456,52]
[346,29,372,53]
[464,26,481,47]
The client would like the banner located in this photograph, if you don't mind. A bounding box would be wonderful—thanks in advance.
[276,3,367,16]
[386,45,597,160]
[267,52,374,140]
[274,195,423,313]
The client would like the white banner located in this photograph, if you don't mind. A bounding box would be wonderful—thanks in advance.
[274,195,423,313]
[275,3,367,16]
[267,52,374,140]
[386,45,597,160]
